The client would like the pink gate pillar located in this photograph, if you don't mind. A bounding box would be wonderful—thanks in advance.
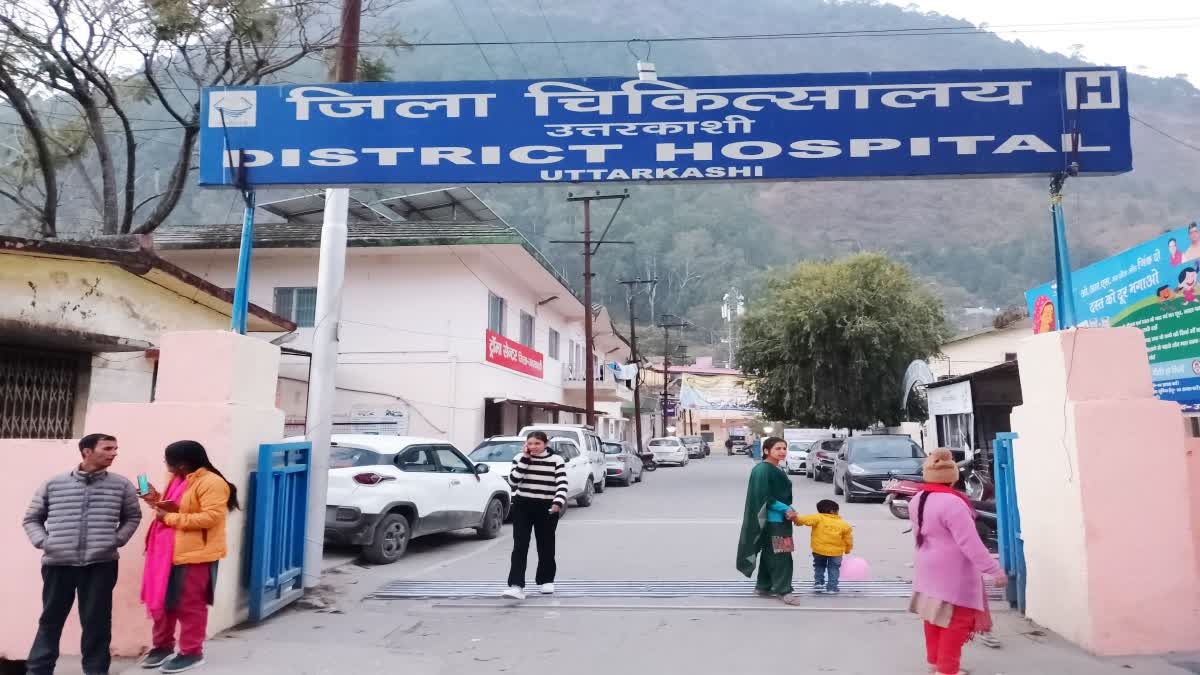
[1010,327,1200,655]
[85,330,285,656]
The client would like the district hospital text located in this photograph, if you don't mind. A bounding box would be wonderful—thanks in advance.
[224,133,1112,176]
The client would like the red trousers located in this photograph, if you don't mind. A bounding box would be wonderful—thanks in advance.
[923,605,977,674]
[152,564,211,657]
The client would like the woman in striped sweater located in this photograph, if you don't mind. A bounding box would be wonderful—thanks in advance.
[503,431,568,600]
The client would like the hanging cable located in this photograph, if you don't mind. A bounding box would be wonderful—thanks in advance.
[1131,113,1200,154]
[484,0,531,78]
[449,0,499,78]
[532,0,573,76]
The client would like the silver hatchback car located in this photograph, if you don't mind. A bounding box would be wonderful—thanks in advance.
[602,441,644,486]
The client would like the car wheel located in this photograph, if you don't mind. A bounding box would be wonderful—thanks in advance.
[576,478,594,507]
[475,498,505,539]
[363,513,410,565]
[833,475,844,496]
[594,472,606,493]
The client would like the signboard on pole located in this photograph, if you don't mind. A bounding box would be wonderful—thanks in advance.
[485,330,544,378]
[1025,221,1200,412]
[200,68,1131,187]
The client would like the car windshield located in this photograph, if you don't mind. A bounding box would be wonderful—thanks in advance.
[602,443,623,455]
[788,442,812,452]
[469,441,524,462]
[329,445,386,469]
[851,437,925,460]
[649,439,679,446]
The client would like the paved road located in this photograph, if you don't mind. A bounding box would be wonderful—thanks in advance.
[391,452,917,584]
[80,454,1194,674]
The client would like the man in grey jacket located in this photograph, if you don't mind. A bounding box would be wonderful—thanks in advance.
[23,433,142,675]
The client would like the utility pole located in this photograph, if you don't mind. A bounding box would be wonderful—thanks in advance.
[303,0,360,589]
[721,287,745,368]
[553,190,630,428]
[619,278,657,455]
[657,314,687,436]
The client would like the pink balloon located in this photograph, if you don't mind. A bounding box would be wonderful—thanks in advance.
[840,555,870,582]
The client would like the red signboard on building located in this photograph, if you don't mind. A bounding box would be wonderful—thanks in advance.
[485,330,544,378]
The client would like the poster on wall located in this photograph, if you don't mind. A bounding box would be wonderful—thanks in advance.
[485,330,544,378]
[678,374,760,413]
[1025,221,1200,411]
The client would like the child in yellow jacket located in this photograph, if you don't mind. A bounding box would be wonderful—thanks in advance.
[793,499,854,594]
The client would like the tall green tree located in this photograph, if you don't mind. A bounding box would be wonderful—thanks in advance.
[738,253,951,430]
[0,0,404,237]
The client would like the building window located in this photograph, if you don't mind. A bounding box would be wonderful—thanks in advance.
[488,292,507,335]
[519,311,535,348]
[274,287,317,327]
[548,329,561,359]
[0,345,80,439]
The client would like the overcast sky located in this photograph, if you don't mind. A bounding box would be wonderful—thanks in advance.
[883,0,1200,85]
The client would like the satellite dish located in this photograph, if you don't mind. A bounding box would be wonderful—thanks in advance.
[901,360,936,411]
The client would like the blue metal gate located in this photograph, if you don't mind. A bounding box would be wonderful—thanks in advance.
[248,441,311,622]
[992,432,1027,613]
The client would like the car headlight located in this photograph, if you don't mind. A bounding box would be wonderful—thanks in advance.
[848,464,867,475]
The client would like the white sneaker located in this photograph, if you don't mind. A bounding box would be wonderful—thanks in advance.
[501,586,525,600]
[540,583,555,595]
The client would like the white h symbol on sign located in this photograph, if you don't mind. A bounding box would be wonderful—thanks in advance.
[1065,71,1121,110]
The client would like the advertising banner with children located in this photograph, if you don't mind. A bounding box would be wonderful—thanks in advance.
[1025,221,1200,412]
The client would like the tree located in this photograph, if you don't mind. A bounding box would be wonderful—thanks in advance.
[0,0,404,237]
[737,253,951,430]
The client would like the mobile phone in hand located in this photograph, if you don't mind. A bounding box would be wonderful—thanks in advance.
[137,474,150,495]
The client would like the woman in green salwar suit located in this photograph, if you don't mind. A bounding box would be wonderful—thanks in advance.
[736,436,802,605]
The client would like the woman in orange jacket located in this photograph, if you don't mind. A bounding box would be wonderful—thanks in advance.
[139,441,239,673]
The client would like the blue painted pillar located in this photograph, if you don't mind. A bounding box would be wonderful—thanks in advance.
[1050,175,1077,329]
[231,190,257,334]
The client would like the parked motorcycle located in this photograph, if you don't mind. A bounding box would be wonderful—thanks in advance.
[883,457,997,553]
[638,452,658,472]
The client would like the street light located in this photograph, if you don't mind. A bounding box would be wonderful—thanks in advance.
[763,425,775,434]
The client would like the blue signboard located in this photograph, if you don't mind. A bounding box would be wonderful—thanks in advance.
[199,67,1131,187]
[1026,222,1200,412]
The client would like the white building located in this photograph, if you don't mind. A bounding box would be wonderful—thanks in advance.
[154,191,632,452]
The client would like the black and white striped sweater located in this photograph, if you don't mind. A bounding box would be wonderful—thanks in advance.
[509,452,568,507]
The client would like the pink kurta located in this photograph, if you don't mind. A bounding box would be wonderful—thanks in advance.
[910,491,1000,611]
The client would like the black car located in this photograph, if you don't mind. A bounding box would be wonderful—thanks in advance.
[806,437,844,482]
[832,434,926,503]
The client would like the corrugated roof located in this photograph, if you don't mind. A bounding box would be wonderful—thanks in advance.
[926,359,1020,389]
[152,221,580,305]
[152,221,525,250]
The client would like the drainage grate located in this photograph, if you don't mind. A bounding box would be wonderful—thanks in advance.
[372,579,1005,600]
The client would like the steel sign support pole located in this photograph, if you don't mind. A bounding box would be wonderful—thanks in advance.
[303,0,361,589]
[1050,173,1077,330]
[230,189,256,334]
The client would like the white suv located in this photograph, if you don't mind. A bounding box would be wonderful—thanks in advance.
[468,436,596,508]
[519,424,607,497]
[311,435,512,565]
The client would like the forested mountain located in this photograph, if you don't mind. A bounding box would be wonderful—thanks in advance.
[4,0,1198,339]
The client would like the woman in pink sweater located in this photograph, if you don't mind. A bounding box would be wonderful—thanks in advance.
[909,449,1007,675]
